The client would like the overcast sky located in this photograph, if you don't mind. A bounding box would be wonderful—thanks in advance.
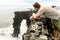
[0,0,60,9]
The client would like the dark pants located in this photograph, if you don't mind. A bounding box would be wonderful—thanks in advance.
[46,18,53,34]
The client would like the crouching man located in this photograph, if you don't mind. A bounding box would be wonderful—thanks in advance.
[30,2,60,40]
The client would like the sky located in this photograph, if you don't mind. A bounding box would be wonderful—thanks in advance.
[0,0,60,9]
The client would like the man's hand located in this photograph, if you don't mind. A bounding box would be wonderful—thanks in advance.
[30,13,36,20]
[30,16,33,20]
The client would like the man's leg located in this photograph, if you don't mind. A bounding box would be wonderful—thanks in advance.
[52,19,59,40]
[53,29,58,40]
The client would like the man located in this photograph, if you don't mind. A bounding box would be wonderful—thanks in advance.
[30,2,60,40]
[31,2,53,40]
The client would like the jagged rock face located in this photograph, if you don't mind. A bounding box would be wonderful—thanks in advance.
[12,10,38,37]
[22,18,47,40]
[14,10,37,18]
[29,20,44,40]
[29,19,43,33]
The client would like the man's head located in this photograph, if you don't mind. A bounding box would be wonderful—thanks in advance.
[33,2,41,11]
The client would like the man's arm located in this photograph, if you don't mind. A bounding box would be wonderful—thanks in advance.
[30,7,46,20]
[30,13,40,20]
[32,13,40,19]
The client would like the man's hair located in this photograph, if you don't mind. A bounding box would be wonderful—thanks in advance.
[33,2,41,8]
